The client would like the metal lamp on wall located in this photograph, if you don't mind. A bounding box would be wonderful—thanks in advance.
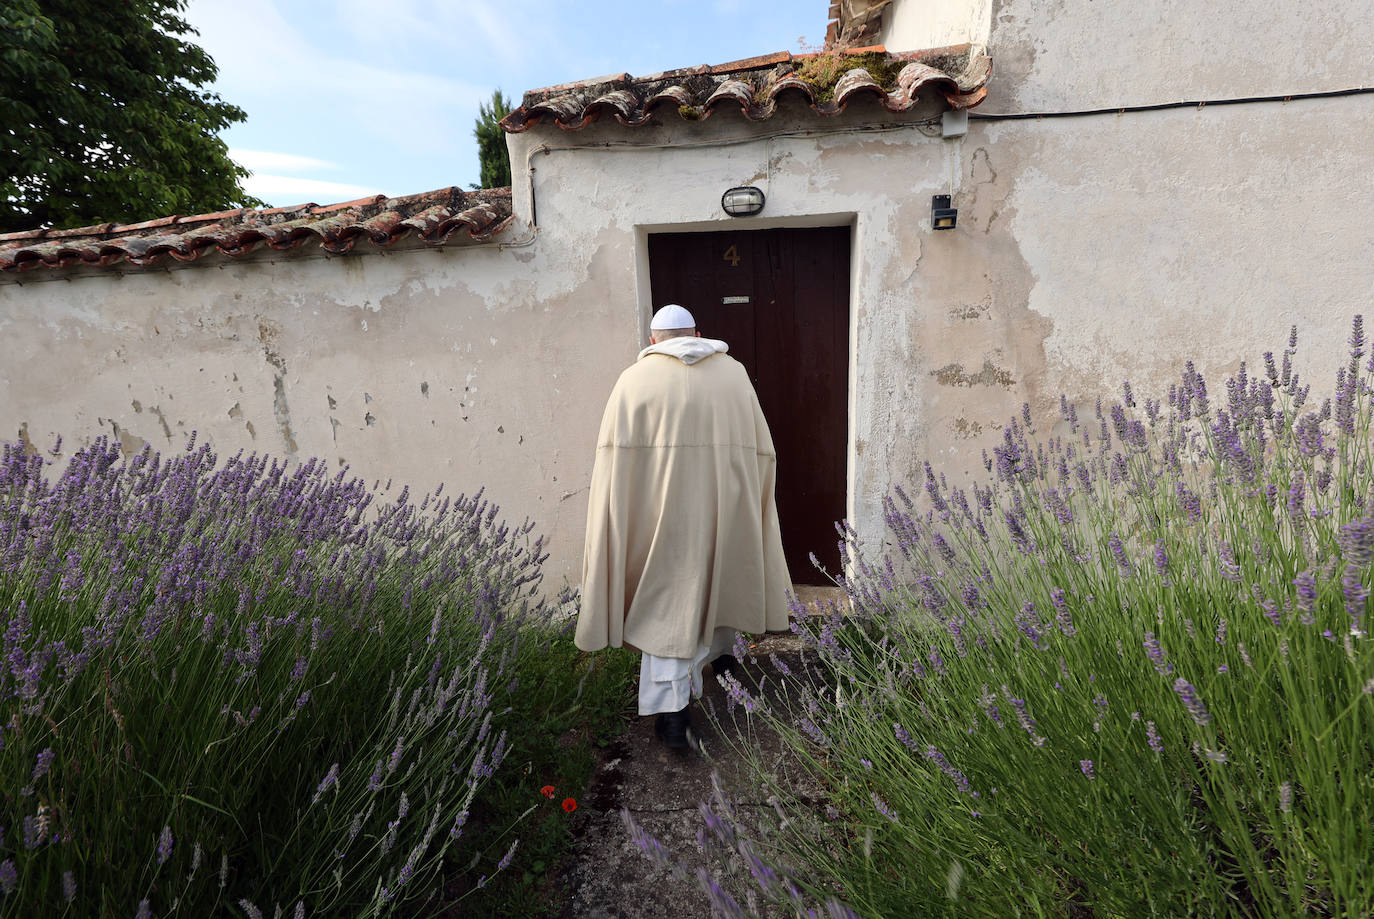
[722,186,765,217]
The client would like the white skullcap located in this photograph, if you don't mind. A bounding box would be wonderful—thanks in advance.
[650,304,696,330]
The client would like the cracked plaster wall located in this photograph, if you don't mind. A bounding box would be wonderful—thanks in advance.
[3,1,1372,583]
[987,0,1374,110]
[0,240,626,589]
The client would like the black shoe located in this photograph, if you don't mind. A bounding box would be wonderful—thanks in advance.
[654,705,692,750]
[712,653,741,681]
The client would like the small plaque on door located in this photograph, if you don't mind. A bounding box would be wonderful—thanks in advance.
[722,296,750,304]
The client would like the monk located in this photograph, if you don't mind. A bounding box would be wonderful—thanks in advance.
[577,303,791,750]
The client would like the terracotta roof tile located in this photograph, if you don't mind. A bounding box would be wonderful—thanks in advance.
[0,187,514,275]
[114,214,183,232]
[709,51,792,74]
[500,44,989,133]
[827,0,891,50]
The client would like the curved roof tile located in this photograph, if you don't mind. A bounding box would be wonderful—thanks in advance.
[0,187,514,275]
[501,43,989,133]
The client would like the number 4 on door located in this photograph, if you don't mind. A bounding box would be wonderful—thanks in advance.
[722,244,740,267]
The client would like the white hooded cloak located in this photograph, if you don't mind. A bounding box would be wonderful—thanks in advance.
[576,337,791,658]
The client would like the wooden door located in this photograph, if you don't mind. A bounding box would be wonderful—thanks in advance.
[647,227,850,585]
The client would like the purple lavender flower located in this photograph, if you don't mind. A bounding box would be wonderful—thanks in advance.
[719,671,762,714]
[1004,510,1031,552]
[1002,685,1045,746]
[1342,565,1369,627]
[497,839,519,871]
[1175,482,1203,521]
[1107,532,1132,578]
[22,816,39,849]
[1153,540,1169,580]
[62,870,76,903]
[870,791,899,823]
[1014,602,1045,649]
[312,763,340,805]
[978,684,1003,726]
[1079,759,1095,779]
[696,866,746,918]
[1217,542,1242,583]
[1173,678,1211,725]
[1286,474,1306,521]
[932,531,957,563]
[1294,570,1317,613]
[1044,489,1074,527]
[732,630,751,663]
[157,825,174,865]
[1050,588,1076,636]
[1143,632,1172,675]
[449,809,468,840]
[1146,721,1163,753]
[798,717,829,746]
[0,859,14,895]
[31,748,54,782]
[925,745,973,794]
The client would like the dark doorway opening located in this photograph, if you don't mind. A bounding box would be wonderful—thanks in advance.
[647,226,851,585]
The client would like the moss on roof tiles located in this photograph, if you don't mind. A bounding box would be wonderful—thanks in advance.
[795,51,903,103]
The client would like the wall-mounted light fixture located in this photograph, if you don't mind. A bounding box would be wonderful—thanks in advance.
[931,194,958,230]
[721,186,765,217]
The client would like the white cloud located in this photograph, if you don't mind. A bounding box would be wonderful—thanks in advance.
[240,173,389,203]
[185,0,490,152]
[231,149,338,174]
[331,0,562,72]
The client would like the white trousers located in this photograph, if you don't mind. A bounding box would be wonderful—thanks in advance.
[638,627,738,716]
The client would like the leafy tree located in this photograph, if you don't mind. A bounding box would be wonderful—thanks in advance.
[472,89,513,189]
[0,0,259,232]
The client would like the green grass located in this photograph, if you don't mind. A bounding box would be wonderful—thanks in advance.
[448,627,637,918]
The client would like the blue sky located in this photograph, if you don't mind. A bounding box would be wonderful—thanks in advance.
[183,1,826,208]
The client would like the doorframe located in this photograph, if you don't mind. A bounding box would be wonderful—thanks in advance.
[634,214,862,556]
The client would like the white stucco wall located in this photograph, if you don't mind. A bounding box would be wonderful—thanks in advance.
[987,0,1372,110]
[4,0,1372,585]
[0,235,627,589]
[878,0,993,52]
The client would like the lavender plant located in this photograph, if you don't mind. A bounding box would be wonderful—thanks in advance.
[0,437,552,916]
[684,319,1373,916]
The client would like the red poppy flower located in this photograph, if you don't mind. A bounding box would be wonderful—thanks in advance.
[539,785,556,798]
[561,797,577,812]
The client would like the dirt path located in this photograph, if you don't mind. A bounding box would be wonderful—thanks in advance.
[555,628,826,919]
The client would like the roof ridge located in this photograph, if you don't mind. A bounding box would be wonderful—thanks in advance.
[502,44,989,134]
[0,185,517,275]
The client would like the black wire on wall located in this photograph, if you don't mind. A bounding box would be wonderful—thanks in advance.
[968,86,1374,121]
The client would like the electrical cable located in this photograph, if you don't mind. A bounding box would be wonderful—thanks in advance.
[969,85,1374,121]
